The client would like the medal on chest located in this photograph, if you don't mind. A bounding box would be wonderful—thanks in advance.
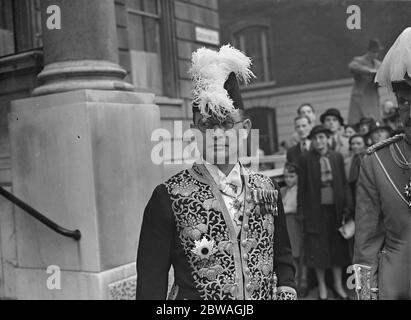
[230,197,244,227]
[252,189,278,215]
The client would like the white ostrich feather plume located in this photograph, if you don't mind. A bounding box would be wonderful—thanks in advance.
[189,44,255,121]
[376,27,411,91]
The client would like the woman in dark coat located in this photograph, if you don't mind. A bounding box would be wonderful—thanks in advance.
[297,125,352,300]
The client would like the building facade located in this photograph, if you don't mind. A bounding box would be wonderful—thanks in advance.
[219,0,411,154]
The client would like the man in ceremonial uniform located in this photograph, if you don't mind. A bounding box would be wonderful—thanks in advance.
[136,45,296,300]
[352,28,411,300]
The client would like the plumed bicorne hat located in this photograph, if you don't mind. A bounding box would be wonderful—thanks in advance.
[189,44,255,121]
[375,27,411,92]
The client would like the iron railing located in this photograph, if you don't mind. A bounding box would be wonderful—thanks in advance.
[0,186,81,241]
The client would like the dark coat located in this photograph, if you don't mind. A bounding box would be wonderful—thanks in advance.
[136,164,296,300]
[286,141,314,166]
[353,135,410,300]
[286,144,304,165]
[297,149,352,234]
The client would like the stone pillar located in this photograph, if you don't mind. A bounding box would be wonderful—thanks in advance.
[33,0,134,96]
[7,0,163,299]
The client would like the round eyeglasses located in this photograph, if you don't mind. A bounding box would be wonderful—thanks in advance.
[196,118,244,132]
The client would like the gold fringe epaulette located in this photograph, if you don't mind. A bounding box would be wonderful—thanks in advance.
[366,134,405,155]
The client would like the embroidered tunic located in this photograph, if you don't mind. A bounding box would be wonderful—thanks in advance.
[136,163,296,300]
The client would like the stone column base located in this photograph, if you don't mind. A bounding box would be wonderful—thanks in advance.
[7,89,163,300]
[15,262,137,300]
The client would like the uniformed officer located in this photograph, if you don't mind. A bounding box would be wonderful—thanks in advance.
[136,45,296,300]
[352,27,411,300]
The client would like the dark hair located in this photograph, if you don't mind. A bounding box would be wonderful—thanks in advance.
[284,162,298,174]
[297,103,314,115]
[294,115,311,124]
[349,134,365,146]
[345,124,355,130]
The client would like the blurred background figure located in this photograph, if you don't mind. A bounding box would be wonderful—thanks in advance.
[382,98,396,115]
[383,107,404,135]
[348,39,383,124]
[257,148,272,171]
[281,162,307,297]
[298,125,352,300]
[356,116,376,146]
[287,115,312,164]
[287,103,317,148]
[369,121,392,145]
[278,140,291,155]
[345,135,366,212]
[357,116,375,136]
[344,134,366,259]
[320,108,350,158]
[298,103,317,126]
[344,125,357,138]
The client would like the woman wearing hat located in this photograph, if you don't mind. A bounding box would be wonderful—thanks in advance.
[356,116,376,146]
[297,125,352,300]
[320,108,350,159]
[348,39,383,124]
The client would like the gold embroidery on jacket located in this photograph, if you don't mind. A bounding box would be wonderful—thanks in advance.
[164,168,278,300]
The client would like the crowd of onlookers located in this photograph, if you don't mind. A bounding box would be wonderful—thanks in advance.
[277,101,404,300]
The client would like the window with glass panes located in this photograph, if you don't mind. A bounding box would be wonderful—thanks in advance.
[234,26,273,83]
[0,0,15,56]
[127,0,164,95]
[0,0,42,57]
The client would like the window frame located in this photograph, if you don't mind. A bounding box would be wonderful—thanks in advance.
[245,106,278,155]
[126,0,178,98]
[230,21,275,87]
[0,0,43,58]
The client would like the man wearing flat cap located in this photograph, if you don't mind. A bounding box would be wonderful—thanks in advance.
[357,116,377,147]
[136,45,296,300]
[352,28,411,300]
[348,39,383,124]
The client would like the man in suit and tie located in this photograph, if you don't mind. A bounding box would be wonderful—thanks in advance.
[287,115,312,165]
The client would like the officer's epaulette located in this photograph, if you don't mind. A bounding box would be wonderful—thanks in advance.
[366,134,404,155]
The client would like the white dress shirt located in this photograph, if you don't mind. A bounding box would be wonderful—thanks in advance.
[200,159,245,236]
[282,185,297,214]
